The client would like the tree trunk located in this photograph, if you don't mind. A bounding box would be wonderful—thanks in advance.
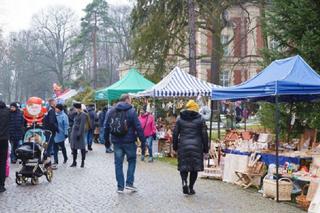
[92,11,98,89]
[188,0,197,76]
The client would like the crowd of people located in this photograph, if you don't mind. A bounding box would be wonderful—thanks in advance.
[0,94,209,196]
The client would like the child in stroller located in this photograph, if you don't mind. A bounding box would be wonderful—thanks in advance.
[15,128,53,185]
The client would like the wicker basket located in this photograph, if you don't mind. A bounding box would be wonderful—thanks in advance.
[263,178,293,201]
[296,185,311,211]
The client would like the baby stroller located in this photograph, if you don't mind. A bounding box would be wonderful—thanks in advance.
[15,128,53,185]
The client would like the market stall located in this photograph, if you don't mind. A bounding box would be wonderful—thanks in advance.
[95,68,155,102]
[135,66,220,157]
[212,55,320,206]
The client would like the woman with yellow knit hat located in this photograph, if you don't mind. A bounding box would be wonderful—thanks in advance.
[173,100,209,195]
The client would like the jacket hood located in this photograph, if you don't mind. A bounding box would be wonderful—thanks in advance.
[180,110,201,121]
[140,112,150,118]
[116,102,132,111]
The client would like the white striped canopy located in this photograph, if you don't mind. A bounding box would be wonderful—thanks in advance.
[135,67,220,97]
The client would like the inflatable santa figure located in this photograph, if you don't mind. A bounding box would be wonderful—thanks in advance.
[23,97,47,126]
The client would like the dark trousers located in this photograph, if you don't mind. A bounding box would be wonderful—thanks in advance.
[71,149,86,162]
[0,140,8,188]
[53,141,68,164]
[10,139,21,162]
[180,171,198,188]
[45,132,55,158]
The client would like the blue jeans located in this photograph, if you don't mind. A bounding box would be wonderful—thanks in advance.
[10,140,22,161]
[99,127,105,144]
[45,132,55,158]
[87,130,94,146]
[114,143,137,189]
[141,136,153,158]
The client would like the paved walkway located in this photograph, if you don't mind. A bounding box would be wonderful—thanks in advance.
[0,143,304,213]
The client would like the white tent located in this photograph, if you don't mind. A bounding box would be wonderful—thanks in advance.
[135,67,220,97]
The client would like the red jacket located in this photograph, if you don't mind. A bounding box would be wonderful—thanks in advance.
[138,113,156,137]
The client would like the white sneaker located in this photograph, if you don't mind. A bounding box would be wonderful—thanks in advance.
[125,185,138,192]
[117,188,124,194]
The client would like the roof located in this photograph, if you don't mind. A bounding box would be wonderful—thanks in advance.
[95,68,154,101]
[136,67,220,97]
[212,55,320,102]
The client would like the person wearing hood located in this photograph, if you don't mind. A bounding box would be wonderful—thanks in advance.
[138,105,156,162]
[53,104,69,166]
[173,100,209,195]
[0,101,10,193]
[104,94,146,193]
[70,102,87,168]
[8,102,24,164]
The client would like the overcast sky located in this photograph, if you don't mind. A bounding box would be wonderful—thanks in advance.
[0,0,131,34]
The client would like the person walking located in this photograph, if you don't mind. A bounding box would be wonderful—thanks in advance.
[173,100,209,195]
[0,101,10,193]
[70,102,87,168]
[86,104,96,151]
[43,99,59,159]
[138,105,156,162]
[105,94,145,193]
[53,104,69,165]
[8,102,24,164]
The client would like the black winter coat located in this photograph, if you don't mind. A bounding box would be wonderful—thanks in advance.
[43,107,59,135]
[9,110,24,141]
[173,110,209,172]
[0,102,10,141]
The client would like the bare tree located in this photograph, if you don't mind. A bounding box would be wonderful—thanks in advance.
[31,6,79,87]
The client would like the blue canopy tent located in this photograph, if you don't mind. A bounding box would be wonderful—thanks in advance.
[211,55,320,201]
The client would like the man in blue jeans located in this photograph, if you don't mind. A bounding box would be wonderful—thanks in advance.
[105,94,145,193]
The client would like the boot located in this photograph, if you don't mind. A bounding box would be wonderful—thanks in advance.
[182,180,189,195]
[189,186,196,195]
[70,151,77,167]
[70,161,77,167]
[80,149,86,168]
[88,145,93,151]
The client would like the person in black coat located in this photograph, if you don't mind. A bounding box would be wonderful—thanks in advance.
[43,99,59,158]
[0,101,10,193]
[173,100,209,195]
[8,102,24,163]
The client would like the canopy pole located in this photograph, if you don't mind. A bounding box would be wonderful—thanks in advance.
[217,101,221,165]
[244,102,247,131]
[275,95,280,202]
[208,100,214,167]
[218,101,221,140]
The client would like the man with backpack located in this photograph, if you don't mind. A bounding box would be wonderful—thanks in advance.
[104,94,145,193]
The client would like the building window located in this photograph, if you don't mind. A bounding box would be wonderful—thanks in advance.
[269,37,280,50]
[220,71,230,86]
[221,35,230,56]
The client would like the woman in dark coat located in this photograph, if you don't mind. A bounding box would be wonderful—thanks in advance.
[70,103,87,168]
[173,100,209,195]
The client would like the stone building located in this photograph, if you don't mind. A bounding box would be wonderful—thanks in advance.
[119,3,267,86]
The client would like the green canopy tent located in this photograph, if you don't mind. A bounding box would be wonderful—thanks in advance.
[95,68,155,102]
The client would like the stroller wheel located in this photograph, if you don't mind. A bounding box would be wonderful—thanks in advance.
[45,167,53,183]
[16,176,23,185]
[31,177,39,185]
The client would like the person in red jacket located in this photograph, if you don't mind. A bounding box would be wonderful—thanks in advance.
[138,105,156,163]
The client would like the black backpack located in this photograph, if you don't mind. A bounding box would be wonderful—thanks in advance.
[109,109,129,137]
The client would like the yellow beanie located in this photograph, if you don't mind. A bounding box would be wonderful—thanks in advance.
[185,100,199,112]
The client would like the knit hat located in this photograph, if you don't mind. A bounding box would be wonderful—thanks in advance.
[10,102,18,108]
[185,100,199,112]
[73,102,82,109]
[56,104,64,111]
